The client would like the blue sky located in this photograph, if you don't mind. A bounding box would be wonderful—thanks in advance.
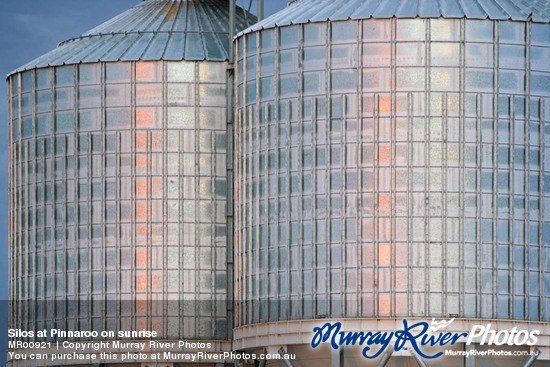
[0,0,290,301]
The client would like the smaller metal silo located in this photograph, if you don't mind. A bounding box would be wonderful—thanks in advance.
[7,1,254,365]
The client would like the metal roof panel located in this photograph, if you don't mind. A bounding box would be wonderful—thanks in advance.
[289,0,319,23]
[163,32,186,60]
[493,0,529,20]
[237,0,550,37]
[372,0,401,18]
[9,0,255,76]
[331,0,367,20]
[122,32,155,60]
[438,0,466,18]
[79,34,120,63]
[310,1,350,21]
[204,32,228,61]
[418,0,443,18]
[101,34,139,62]
[185,32,206,60]
[172,1,189,31]
[350,0,387,19]
[63,37,111,64]
[141,32,171,61]
[395,0,420,18]
[458,0,490,19]
[475,0,510,19]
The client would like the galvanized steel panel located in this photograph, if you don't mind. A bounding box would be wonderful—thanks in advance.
[204,33,228,61]
[186,1,201,32]
[271,10,295,27]
[114,3,160,33]
[53,40,102,66]
[395,0,420,18]
[418,0,443,18]
[291,1,322,23]
[310,2,349,21]
[148,2,179,31]
[459,0,493,19]
[185,32,207,60]
[101,34,138,62]
[331,0,367,21]
[494,0,530,20]
[63,37,110,64]
[9,0,254,76]
[123,32,155,61]
[236,0,550,37]
[273,0,313,25]
[350,0,388,19]
[17,43,69,70]
[142,32,171,60]
[79,34,120,63]
[172,2,189,31]
[437,0,465,18]
[163,32,187,60]
[372,0,401,18]
[201,3,225,32]
[474,0,509,19]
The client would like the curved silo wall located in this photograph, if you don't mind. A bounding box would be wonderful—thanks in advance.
[234,18,550,326]
[8,60,230,341]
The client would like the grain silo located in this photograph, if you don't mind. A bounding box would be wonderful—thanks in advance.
[233,0,550,365]
[8,1,254,365]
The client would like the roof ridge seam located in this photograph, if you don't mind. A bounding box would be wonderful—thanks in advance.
[59,29,233,47]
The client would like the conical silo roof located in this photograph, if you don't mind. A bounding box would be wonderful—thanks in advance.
[237,0,550,36]
[11,0,256,75]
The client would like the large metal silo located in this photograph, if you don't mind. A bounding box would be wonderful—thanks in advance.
[233,0,550,364]
[7,1,254,365]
